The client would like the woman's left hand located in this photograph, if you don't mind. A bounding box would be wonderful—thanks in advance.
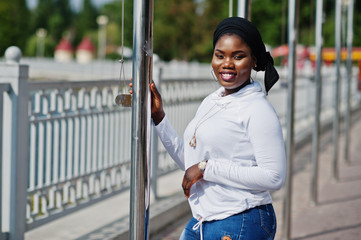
[182,164,203,198]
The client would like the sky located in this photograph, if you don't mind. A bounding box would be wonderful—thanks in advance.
[26,0,115,12]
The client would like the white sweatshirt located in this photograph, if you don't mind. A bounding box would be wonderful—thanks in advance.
[155,81,286,222]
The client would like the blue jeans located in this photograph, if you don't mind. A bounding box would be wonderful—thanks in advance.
[179,204,276,240]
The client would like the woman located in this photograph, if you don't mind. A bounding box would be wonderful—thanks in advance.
[146,17,285,240]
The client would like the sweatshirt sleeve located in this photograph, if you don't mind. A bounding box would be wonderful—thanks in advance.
[154,115,185,171]
[203,102,286,191]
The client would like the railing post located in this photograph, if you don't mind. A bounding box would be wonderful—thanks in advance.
[0,46,29,240]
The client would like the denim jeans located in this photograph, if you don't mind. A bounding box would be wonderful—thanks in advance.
[179,204,276,240]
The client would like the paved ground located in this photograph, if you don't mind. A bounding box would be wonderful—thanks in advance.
[152,109,361,240]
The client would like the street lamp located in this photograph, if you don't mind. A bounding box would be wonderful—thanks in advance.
[36,28,47,58]
[96,15,109,59]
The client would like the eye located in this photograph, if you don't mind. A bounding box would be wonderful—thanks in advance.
[234,55,245,60]
[215,54,224,59]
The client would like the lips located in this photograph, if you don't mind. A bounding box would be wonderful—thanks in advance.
[220,72,236,81]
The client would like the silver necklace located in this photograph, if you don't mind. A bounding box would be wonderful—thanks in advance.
[189,103,229,147]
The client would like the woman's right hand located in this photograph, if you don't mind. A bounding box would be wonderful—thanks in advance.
[129,82,165,125]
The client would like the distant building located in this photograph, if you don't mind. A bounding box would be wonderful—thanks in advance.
[76,37,95,64]
[54,38,73,62]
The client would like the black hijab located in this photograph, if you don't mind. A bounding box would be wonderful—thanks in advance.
[213,17,279,93]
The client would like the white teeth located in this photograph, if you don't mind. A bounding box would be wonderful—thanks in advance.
[222,73,234,77]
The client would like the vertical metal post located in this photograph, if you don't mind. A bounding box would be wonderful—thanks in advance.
[237,0,251,20]
[229,0,233,17]
[130,0,153,239]
[310,0,323,206]
[333,0,342,181]
[36,28,47,58]
[344,0,354,164]
[96,15,108,59]
[0,47,29,240]
[282,0,298,239]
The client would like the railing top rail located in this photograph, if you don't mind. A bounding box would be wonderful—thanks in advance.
[27,79,125,91]
[26,78,214,92]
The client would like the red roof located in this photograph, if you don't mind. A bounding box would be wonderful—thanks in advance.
[77,37,95,51]
[55,38,73,51]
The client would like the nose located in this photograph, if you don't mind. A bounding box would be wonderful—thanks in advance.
[223,57,234,68]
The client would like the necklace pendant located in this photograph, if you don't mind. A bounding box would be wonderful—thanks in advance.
[189,135,197,147]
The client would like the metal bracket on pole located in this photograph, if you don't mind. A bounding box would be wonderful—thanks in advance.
[129,0,154,239]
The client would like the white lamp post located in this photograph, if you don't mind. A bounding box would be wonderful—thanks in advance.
[36,28,47,58]
[96,15,109,59]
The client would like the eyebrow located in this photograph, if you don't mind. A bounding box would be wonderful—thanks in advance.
[214,49,247,54]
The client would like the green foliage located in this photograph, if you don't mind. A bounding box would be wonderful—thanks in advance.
[73,0,99,45]
[154,0,198,61]
[1,0,361,61]
[101,0,133,48]
[30,0,74,41]
[24,34,56,57]
[0,0,30,55]
[252,0,285,47]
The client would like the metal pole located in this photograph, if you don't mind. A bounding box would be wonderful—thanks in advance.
[310,0,323,206]
[282,0,298,239]
[237,0,251,20]
[229,0,233,17]
[130,0,153,239]
[333,0,342,181]
[344,0,354,164]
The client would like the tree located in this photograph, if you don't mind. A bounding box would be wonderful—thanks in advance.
[190,0,230,62]
[26,0,74,57]
[50,0,73,40]
[251,0,284,47]
[30,0,54,31]
[30,0,73,41]
[153,0,198,61]
[0,0,30,55]
[74,0,99,45]
[100,0,133,48]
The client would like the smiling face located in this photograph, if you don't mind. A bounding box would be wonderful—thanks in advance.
[212,34,256,96]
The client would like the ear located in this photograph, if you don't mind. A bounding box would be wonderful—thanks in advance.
[252,55,257,68]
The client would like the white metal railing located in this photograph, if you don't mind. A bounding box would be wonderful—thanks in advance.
[0,59,360,239]
[26,80,132,230]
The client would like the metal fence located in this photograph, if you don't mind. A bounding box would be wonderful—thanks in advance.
[26,80,132,230]
[0,61,360,239]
